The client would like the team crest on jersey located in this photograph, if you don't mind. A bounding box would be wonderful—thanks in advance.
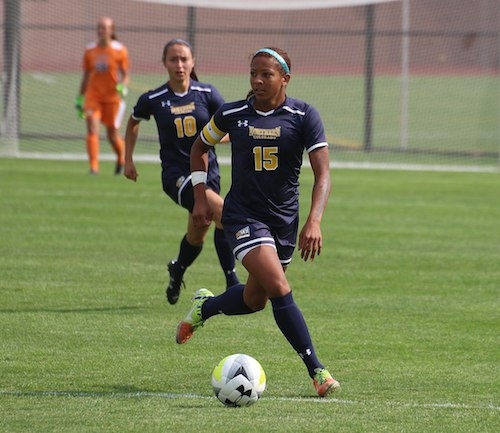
[235,226,250,240]
[95,54,109,72]
[248,126,281,140]
[170,102,195,115]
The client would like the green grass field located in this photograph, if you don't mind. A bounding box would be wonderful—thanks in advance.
[11,71,500,167]
[1,158,499,432]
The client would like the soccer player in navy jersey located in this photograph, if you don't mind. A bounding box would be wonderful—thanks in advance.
[176,47,340,397]
[123,39,239,305]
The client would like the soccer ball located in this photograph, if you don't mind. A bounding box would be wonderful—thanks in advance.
[211,353,266,407]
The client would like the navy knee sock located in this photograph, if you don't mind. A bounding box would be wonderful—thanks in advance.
[175,234,202,277]
[202,284,253,319]
[214,228,239,287]
[271,292,324,378]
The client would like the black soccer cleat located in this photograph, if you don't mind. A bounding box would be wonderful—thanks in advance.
[114,162,124,175]
[166,260,185,305]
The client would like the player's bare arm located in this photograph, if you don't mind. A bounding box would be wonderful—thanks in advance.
[299,146,331,261]
[190,137,212,227]
[124,116,140,181]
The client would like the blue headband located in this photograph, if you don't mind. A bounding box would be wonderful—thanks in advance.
[255,48,290,74]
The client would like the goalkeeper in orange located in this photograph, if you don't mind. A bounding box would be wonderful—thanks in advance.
[75,16,130,175]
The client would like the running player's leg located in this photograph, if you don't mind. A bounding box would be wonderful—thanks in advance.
[206,189,239,289]
[86,132,99,174]
[103,101,125,174]
[162,172,205,304]
[176,281,256,344]
[176,217,338,395]
[84,100,101,174]
[166,214,207,304]
[242,245,339,396]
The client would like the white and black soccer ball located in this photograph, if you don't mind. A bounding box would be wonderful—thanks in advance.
[211,353,266,407]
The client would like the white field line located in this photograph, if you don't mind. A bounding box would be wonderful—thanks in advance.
[11,152,500,173]
[0,389,498,411]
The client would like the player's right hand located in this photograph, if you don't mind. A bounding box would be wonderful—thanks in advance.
[192,196,213,228]
[124,161,138,182]
[74,95,85,119]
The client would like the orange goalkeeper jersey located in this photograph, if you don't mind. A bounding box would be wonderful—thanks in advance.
[83,40,129,103]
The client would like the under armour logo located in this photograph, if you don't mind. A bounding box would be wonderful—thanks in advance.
[161,100,171,107]
[299,348,312,359]
[237,119,248,127]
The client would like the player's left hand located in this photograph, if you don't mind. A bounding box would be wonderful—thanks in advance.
[298,220,322,261]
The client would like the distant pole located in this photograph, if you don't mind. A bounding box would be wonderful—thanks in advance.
[400,0,410,150]
[187,6,196,51]
[495,2,500,166]
[1,0,21,154]
[364,4,375,152]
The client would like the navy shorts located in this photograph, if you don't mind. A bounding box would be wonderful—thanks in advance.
[162,169,221,213]
[222,214,299,266]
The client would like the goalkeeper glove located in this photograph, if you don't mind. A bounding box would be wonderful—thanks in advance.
[116,83,128,98]
[74,95,85,119]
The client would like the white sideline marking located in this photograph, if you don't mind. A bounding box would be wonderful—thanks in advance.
[0,390,498,411]
[30,73,56,84]
[12,152,500,173]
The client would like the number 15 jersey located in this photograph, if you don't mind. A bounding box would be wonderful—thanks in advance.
[201,96,329,227]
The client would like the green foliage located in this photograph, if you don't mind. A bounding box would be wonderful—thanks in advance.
[0,159,499,432]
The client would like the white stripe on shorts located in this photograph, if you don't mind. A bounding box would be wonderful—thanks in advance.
[178,175,192,206]
[234,237,275,262]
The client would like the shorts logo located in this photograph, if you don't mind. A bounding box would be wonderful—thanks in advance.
[235,226,250,240]
[176,176,186,188]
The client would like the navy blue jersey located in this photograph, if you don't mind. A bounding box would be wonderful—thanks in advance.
[201,96,329,227]
[132,80,224,182]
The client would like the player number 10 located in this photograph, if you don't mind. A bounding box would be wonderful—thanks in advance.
[174,115,197,138]
[253,146,278,171]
